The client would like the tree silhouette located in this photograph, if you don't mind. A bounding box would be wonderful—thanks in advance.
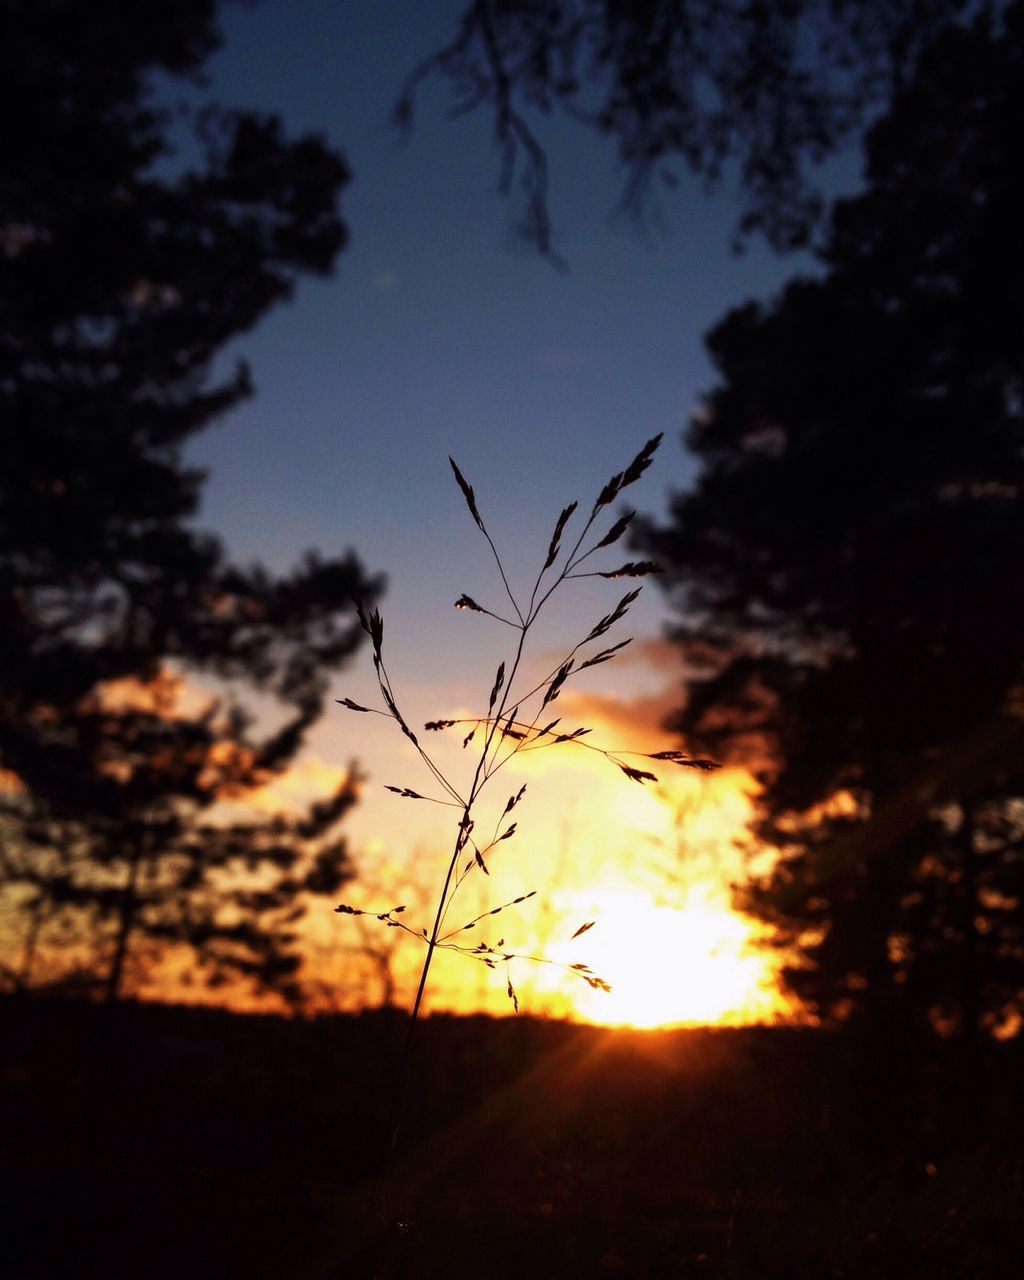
[415,0,966,257]
[0,0,381,1002]
[636,5,1024,1037]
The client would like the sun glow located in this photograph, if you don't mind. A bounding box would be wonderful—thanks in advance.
[554,887,785,1029]
[318,658,795,1027]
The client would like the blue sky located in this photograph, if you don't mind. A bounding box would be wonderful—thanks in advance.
[167,0,860,862]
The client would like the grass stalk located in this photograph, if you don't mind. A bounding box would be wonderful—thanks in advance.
[336,435,722,1222]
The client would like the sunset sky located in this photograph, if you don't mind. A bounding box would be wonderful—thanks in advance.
[169,0,859,1025]
[7,8,1015,1275]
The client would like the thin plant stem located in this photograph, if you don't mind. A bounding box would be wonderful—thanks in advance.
[339,434,690,1227]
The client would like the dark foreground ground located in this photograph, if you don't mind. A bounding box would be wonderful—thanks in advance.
[1,998,1021,1279]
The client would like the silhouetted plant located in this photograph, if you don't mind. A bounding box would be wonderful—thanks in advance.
[335,435,720,1165]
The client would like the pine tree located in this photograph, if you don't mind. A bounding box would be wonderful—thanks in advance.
[418,0,965,255]
[0,0,381,1002]
[637,6,1024,1036]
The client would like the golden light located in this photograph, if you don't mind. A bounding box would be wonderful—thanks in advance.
[552,886,785,1029]
[309,654,798,1026]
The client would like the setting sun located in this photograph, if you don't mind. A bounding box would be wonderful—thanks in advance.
[554,888,785,1029]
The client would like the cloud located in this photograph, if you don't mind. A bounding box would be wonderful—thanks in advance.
[512,633,685,752]
[557,687,674,750]
[618,635,687,674]
[214,754,355,819]
[531,633,686,689]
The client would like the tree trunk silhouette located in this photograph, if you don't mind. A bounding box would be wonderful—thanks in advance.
[18,898,45,990]
[959,801,980,1046]
[106,841,143,1004]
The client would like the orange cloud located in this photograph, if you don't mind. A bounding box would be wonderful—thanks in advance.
[214,754,356,819]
